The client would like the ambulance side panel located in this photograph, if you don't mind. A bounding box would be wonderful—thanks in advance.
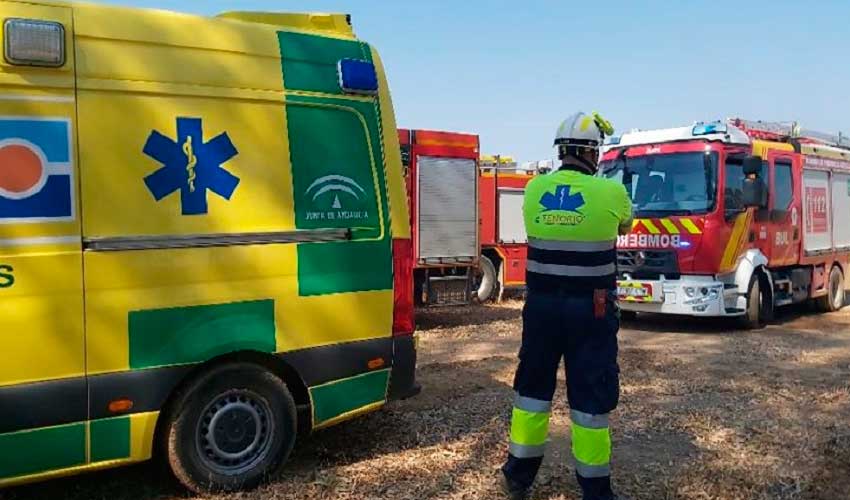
[72,3,394,465]
[0,1,89,483]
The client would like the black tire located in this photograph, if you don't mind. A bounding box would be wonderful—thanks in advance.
[738,274,770,330]
[163,363,297,494]
[817,266,846,313]
[474,255,499,303]
[620,310,638,322]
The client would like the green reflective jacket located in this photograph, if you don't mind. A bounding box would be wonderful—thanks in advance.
[523,169,632,243]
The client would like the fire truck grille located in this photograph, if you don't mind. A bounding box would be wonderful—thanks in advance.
[617,250,680,280]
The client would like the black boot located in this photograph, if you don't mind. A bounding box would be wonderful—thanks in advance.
[501,474,531,500]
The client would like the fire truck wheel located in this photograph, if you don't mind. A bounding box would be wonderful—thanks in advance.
[620,310,638,322]
[739,274,769,330]
[474,255,499,303]
[817,266,846,313]
[163,362,297,494]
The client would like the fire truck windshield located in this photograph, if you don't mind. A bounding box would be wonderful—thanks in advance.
[601,152,718,217]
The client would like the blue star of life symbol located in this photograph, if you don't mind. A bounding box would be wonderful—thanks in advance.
[540,184,585,212]
[143,117,240,215]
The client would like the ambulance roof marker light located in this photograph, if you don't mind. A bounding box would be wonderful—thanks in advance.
[338,58,379,96]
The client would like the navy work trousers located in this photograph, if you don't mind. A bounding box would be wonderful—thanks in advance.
[502,289,621,500]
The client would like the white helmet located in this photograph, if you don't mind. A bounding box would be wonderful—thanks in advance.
[554,111,615,159]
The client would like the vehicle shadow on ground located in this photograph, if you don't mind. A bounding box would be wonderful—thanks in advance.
[623,299,849,335]
[416,302,522,331]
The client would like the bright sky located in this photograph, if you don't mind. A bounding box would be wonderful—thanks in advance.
[90,0,850,162]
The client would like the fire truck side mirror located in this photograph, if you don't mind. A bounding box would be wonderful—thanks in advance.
[742,156,763,176]
[742,177,768,208]
[741,155,767,208]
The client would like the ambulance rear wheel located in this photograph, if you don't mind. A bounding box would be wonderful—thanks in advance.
[474,255,499,303]
[164,363,297,494]
[817,266,845,312]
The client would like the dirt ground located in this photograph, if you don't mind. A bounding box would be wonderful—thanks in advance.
[4,302,850,500]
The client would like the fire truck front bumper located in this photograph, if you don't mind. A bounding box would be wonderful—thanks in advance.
[617,277,742,317]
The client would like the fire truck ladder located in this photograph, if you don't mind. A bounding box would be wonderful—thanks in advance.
[730,117,850,151]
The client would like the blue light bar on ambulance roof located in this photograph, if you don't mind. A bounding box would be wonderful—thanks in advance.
[605,135,622,145]
[692,121,728,136]
[338,59,378,95]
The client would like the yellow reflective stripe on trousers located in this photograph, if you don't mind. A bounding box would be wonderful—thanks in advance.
[571,422,611,466]
[510,407,550,447]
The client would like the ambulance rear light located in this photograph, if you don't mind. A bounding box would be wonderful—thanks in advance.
[338,59,378,96]
[392,238,415,336]
[692,121,727,137]
[4,19,65,67]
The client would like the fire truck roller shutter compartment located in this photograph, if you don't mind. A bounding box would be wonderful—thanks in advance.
[418,156,478,261]
[498,189,527,244]
[831,172,850,250]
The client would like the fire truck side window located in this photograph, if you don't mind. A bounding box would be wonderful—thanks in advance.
[724,158,746,212]
[725,157,767,215]
[774,161,793,216]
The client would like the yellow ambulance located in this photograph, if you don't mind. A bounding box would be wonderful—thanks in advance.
[0,0,417,492]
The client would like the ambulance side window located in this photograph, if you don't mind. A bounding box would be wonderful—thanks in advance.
[287,104,382,238]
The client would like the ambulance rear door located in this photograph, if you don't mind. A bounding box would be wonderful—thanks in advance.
[0,2,87,481]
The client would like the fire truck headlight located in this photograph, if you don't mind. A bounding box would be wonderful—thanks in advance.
[684,285,723,305]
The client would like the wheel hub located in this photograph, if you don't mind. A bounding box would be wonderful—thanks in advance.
[197,391,274,475]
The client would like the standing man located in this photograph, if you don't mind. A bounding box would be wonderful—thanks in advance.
[501,111,633,500]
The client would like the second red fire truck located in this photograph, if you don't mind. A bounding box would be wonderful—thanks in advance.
[479,155,535,301]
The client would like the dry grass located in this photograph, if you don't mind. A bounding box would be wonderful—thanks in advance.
[4,302,850,500]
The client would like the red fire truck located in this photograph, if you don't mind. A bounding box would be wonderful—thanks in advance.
[601,118,850,327]
[398,129,481,306]
[479,155,535,301]
[398,130,538,306]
